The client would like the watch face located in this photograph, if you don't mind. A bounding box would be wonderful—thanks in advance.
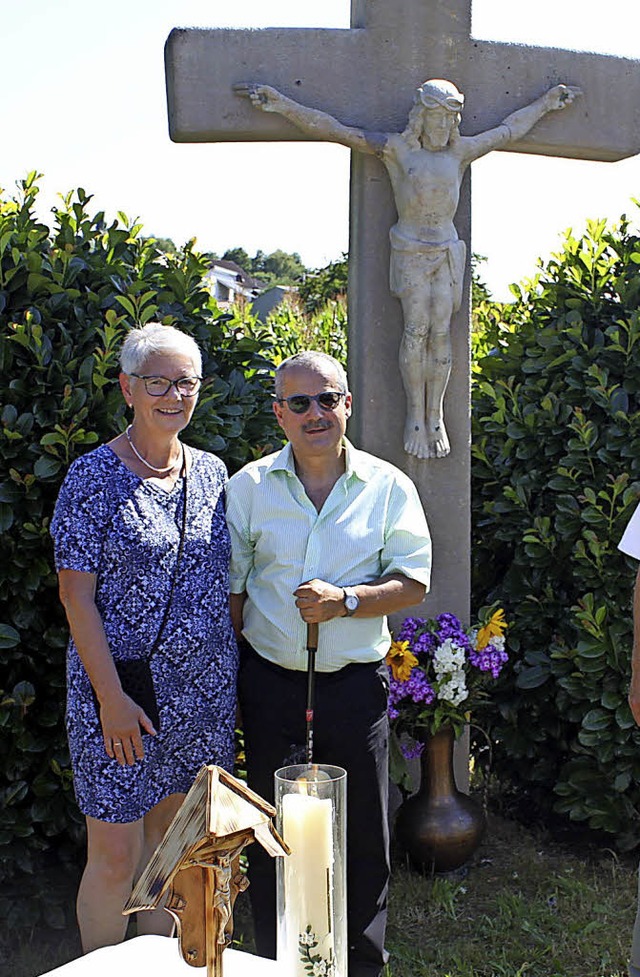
[345,595,358,612]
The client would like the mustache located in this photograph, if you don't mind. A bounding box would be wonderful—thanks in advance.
[302,420,332,432]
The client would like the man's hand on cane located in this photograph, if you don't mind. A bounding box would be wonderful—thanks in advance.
[294,578,346,622]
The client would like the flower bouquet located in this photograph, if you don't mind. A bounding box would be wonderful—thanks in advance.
[386,607,508,788]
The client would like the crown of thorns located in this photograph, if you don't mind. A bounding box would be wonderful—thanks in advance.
[416,79,464,112]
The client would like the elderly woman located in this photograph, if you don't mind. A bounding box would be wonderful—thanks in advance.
[50,323,237,952]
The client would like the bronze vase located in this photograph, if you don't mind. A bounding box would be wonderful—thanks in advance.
[394,724,486,873]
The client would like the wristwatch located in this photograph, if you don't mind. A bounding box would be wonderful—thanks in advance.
[342,586,360,617]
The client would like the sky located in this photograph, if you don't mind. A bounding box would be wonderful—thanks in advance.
[2,0,640,300]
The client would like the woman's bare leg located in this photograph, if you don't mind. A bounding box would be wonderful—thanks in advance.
[77,817,144,953]
[136,793,186,936]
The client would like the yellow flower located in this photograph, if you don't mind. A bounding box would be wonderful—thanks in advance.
[476,608,507,650]
[385,640,418,682]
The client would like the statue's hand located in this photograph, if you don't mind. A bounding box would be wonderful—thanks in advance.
[232,83,281,112]
[545,84,582,111]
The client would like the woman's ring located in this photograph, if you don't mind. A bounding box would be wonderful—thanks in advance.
[114,740,123,747]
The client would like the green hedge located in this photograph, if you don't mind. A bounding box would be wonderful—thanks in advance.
[11,164,640,932]
[472,215,640,847]
[0,174,282,929]
[243,294,347,367]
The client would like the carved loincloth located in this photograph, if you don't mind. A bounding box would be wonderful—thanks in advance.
[389,225,467,312]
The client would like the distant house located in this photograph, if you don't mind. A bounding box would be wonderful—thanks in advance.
[203,259,264,307]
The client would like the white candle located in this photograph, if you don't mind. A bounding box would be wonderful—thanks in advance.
[281,790,335,977]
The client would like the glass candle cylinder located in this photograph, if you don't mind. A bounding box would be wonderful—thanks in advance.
[275,764,347,977]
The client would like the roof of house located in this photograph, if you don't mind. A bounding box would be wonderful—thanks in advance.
[208,259,265,292]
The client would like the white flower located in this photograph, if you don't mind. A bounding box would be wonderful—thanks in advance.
[433,638,466,675]
[491,635,505,651]
[300,931,316,946]
[437,671,468,707]
[312,961,328,976]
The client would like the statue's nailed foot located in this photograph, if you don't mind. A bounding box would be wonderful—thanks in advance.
[403,416,450,460]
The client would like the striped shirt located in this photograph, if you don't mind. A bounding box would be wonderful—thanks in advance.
[226,439,431,672]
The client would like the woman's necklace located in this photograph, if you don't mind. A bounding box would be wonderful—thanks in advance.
[125,425,182,475]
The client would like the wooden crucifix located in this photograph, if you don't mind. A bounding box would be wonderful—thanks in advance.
[125,766,289,977]
[164,0,640,624]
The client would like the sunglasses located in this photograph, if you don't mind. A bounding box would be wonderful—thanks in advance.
[276,391,347,415]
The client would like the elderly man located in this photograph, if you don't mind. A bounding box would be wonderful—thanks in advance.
[226,350,431,977]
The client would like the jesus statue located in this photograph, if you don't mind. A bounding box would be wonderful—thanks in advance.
[235,78,580,459]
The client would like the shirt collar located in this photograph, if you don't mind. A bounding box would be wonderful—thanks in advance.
[266,442,296,475]
[267,438,370,482]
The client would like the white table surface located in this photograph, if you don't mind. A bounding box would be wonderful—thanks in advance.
[41,934,282,976]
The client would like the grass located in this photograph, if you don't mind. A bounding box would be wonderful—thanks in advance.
[385,813,636,977]
[5,811,638,977]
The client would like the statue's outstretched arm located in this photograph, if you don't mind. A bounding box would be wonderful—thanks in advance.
[463,84,582,161]
[501,84,582,139]
[233,83,386,155]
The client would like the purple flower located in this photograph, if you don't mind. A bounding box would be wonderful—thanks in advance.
[388,677,405,705]
[435,613,472,651]
[436,612,464,633]
[413,630,437,657]
[406,669,435,705]
[469,642,508,679]
[401,739,425,760]
[387,610,509,738]
[396,616,425,642]
[389,667,435,708]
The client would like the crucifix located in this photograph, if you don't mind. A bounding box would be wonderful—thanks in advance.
[233,77,580,461]
[125,765,289,977]
[165,0,640,624]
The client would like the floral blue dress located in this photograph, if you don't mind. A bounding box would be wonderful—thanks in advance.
[50,443,238,823]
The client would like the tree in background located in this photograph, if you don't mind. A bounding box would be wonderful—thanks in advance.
[221,246,306,286]
[253,248,306,284]
[257,293,347,366]
[234,252,348,368]
[146,235,178,255]
[221,246,250,270]
[298,253,348,314]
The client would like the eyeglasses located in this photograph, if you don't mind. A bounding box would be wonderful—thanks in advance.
[130,374,202,397]
[276,391,347,414]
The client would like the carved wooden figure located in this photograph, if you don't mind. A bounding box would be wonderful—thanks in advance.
[124,765,289,977]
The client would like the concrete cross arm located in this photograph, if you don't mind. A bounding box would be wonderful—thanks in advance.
[465,41,640,162]
[166,26,640,163]
[165,27,369,143]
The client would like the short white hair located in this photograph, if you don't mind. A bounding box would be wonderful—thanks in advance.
[274,351,349,398]
[119,323,202,375]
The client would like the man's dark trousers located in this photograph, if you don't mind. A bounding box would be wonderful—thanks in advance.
[238,642,390,977]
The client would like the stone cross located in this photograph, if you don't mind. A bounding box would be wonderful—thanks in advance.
[165,0,640,625]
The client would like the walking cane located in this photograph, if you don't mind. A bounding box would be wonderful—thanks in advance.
[303,622,329,790]
[305,622,318,766]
